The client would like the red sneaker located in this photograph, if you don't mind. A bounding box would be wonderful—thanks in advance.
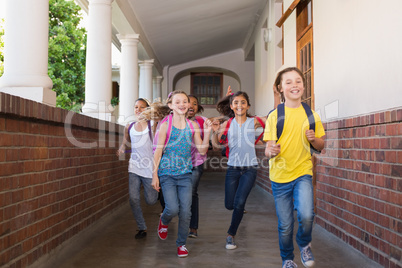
[177,245,189,258]
[158,217,168,240]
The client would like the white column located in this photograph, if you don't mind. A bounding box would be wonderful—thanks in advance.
[152,76,163,102]
[139,59,154,102]
[82,0,114,121]
[117,34,139,124]
[0,0,55,106]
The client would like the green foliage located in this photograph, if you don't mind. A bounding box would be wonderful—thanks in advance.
[111,96,119,107]
[48,0,87,111]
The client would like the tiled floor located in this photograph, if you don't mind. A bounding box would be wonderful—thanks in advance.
[36,172,382,268]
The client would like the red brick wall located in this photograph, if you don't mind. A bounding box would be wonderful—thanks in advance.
[256,108,402,268]
[0,93,129,267]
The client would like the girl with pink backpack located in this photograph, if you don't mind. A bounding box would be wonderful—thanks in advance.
[144,91,212,258]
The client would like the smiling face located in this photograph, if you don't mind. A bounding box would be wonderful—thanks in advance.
[134,100,149,116]
[279,70,305,102]
[230,95,250,117]
[187,96,199,118]
[168,93,189,115]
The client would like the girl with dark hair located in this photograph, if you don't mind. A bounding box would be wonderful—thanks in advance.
[212,91,266,250]
[116,98,158,239]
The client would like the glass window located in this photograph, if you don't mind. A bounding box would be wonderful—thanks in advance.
[191,73,223,106]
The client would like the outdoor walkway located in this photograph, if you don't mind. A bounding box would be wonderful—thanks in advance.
[37,172,382,268]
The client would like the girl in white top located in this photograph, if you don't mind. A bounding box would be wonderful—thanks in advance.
[117,98,158,239]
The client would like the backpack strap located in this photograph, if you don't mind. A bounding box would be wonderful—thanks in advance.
[186,118,195,135]
[301,102,321,154]
[276,103,285,141]
[254,116,265,144]
[163,114,173,151]
[219,117,233,145]
[124,122,136,153]
[128,121,136,134]
[219,117,233,157]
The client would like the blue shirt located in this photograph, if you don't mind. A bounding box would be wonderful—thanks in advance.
[227,117,258,167]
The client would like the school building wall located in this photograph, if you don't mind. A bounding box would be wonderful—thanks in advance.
[0,93,129,267]
[254,1,402,267]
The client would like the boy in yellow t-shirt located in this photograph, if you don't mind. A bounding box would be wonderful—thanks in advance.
[263,67,325,268]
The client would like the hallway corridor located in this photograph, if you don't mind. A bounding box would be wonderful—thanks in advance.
[37,172,382,268]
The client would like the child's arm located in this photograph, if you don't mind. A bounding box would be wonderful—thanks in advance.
[116,124,130,156]
[192,119,212,155]
[265,140,281,159]
[151,122,168,192]
[306,130,325,152]
[225,85,233,96]
[254,116,267,129]
[211,119,227,149]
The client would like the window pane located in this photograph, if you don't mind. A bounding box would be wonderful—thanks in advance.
[191,73,222,105]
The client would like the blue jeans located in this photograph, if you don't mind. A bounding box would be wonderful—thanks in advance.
[271,175,315,262]
[190,165,204,230]
[159,173,192,247]
[129,173,158,230]
[225,166,257,236]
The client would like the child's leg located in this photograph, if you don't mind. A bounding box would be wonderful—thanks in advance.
[142,177,158,206]
[159,175,179,225]
[272,180,296,262]
[224,167,241,211]
[293,175,315,249]
[176,173,192,247]
[190,165,204,231]
[227,166,257,236]
[129,173,146,230]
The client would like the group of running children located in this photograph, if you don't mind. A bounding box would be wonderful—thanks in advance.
[116,67,325,268]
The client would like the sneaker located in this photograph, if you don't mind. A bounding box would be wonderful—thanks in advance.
[283,260,298,268]
[300,243,315,267]
[225,235,237,250]
[157,217,168,240]
[188,231,198,238]
[177,245,189,258]
[135,230,147,239]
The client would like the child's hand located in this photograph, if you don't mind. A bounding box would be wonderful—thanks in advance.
[204,119,213,132]
[116,148,124,156]
[305,129,316,143]
[152,175,160,192]
[211,119,220,133]
[267,143,281,157]
[225,86,233,96]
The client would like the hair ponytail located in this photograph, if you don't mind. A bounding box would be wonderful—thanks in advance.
[140,90,189,121]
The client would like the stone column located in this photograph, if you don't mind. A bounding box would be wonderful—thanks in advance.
[139,59,154,102]
[82,0,114,121]
[152,76,163,102]
[117,34,139,124]
[0,0,55,106]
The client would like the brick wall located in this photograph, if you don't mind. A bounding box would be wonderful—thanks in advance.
[256,107,402,268]
[0,93,129,267]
